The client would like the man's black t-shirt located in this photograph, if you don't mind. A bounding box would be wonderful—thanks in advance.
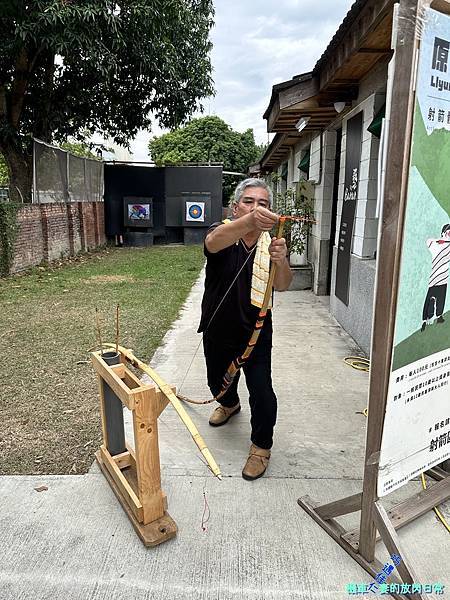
[198,222,272,346]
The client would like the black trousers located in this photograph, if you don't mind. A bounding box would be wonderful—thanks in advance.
[203,325,277,450]
[422,284,447,321]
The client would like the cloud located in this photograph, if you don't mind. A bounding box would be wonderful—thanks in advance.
[131,0,354,158]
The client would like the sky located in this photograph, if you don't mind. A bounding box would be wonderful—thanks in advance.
[129,0,355,161]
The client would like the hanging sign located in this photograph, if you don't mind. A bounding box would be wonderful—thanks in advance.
[335,111,363,305]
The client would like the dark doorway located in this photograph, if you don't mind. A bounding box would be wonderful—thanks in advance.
[327,128,342,294]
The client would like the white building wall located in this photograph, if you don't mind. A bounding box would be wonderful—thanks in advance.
[306,130,339,294]
[334,93,384,259]
[329,58,389,353]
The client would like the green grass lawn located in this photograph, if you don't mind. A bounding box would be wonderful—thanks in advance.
[0,246,204,475]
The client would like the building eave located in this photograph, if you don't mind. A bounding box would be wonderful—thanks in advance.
[262,0,394,139]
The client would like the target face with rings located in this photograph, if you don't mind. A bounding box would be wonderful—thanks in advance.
[186,201,205,222]
[189,204,202,218]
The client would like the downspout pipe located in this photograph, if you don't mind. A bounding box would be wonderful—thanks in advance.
[315,129,324,186]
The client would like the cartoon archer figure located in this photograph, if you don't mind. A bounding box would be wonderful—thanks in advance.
[421,223,450,331]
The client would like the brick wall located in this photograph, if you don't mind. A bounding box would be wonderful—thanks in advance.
[11,205,45,271]
[10,201,105,274]
[80,202,97,249]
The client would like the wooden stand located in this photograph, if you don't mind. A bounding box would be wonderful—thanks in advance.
[298,1,450,598]
[91,350,177,547]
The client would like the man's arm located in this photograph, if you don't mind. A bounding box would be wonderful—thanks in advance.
[205,207,279,253]
[269,237,293,291]
[205,214,253,253]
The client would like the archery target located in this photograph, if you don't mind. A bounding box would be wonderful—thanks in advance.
[186,201,205,222]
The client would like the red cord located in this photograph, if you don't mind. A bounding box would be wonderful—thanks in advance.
[201,489,210,532]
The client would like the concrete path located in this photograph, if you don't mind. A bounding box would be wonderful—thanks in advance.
[1,275,449,599]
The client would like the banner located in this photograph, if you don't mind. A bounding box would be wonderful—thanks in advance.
[378,7,450,496]
[335,111,363,305]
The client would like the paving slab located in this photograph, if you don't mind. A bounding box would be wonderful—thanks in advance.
[2,272,449,599]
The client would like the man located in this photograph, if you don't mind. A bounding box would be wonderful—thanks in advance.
[421,224,450,332]
[197,178,292,480]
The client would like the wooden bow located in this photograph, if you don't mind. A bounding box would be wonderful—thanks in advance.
[178,217,286,405]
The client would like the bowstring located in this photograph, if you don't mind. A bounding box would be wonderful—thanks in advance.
[176,241,257,399]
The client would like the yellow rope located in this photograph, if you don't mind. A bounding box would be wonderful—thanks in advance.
[344,355,370,372]
[344,356,370,415]
[420,473,450,534]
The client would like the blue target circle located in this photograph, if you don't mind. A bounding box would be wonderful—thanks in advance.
[188,204,202,219]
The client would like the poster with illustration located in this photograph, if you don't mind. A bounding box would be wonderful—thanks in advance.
[128,204,150,220]
[379,8,450,496]
[123,196,153,228]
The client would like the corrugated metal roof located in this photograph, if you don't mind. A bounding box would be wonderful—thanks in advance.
[263,1,369,120]
[313,0,368,75]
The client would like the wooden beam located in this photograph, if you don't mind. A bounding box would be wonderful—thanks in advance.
[98,445,143,522]
[426,466,449,481]
[344,476,450,548]
[297,496,407,600]
[431,0,450,14]
[96,374,109,449]
[326,79,360,85]
[267,97,281,134]
[132,387,166,525]
[113,450,133,470]
[384,476,450,528]
[125,442,137,466]
[96,448,177,547]
[315,492,363,520]
[358,47,392,53]
[279,76,319,111]
[91,352,135,410]
[319,0,394,90]
[276,112,336,121]
[373,501,426,599]
[110,363,125,378]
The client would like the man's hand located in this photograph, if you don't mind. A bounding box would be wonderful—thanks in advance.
[251,206,279,232]
[269,237,288,264]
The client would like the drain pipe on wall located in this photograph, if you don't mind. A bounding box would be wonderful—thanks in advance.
[315,129,324,186]
[303,129,324,277]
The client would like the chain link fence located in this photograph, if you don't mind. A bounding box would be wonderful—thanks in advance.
[33,139,104,203]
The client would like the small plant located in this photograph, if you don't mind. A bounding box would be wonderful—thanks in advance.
[273,180,315,256]
[0,202,19,276]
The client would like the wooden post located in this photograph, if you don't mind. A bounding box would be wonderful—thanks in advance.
[132,386,166,525]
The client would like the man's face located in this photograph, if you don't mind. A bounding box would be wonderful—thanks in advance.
[232,186,270,219]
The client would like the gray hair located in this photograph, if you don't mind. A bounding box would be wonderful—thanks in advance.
[232,178,273,207]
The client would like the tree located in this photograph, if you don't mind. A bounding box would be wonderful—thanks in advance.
[0,155,8,187]
[60,141,98,160]
[148,116,262,204]
[0,1,214,202]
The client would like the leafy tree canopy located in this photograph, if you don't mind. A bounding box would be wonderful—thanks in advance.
[60,141,98,160]
[148,116,263,204]
[0,155,8,186]
[0,0,214,201]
